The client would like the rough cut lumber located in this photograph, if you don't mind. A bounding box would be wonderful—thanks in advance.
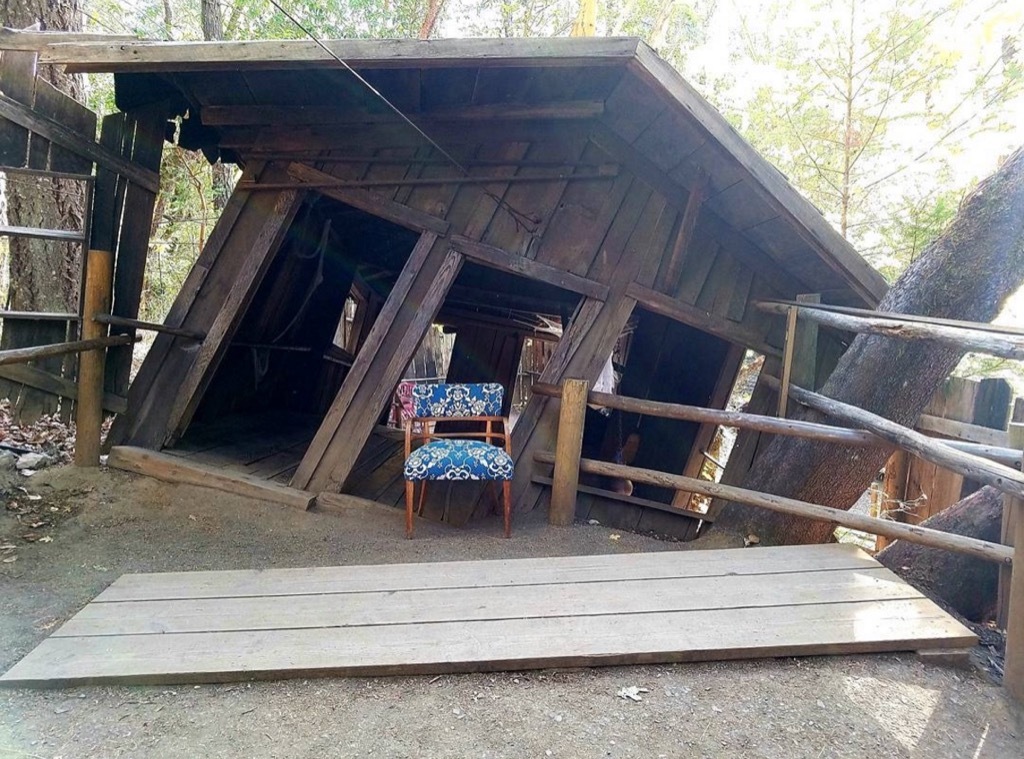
[0,29,139,49]
[164,187,305,444]
[757,301,1024,360]
[0,223,85,242]
[917,413,1009,447]
[0,92,159,192]
[451,236,609,301]
[293,238,463,493]
[201,101,605,126]
[534,452,1013,565]
[549,379,589,526]
[0,545,974,687]
[625,282,780,357]
[241,170,617,192]
[107,446,314,511]
[777,380,1024,502]
[0,335,133,366]
[762,298,1024,338]
[0,364,126,413]
[94,314,205,341]
[41,37,644,73]
[287,163,449,235]
[75,249,114,467]
[1003,425,1024,699]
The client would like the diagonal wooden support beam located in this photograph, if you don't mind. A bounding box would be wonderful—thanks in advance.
[109,164,303,449]
[292,234,464,493]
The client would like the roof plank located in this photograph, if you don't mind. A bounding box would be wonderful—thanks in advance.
[40,37,642,73]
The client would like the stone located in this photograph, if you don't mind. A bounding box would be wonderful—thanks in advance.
[16,452,54,470]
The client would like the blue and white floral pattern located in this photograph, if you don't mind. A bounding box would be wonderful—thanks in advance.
[404,439,514,481]
[411,383,503,418]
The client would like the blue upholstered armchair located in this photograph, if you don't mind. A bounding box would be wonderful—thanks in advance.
[402,383,514,538]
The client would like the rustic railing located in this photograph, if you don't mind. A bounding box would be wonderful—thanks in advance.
[532,377,1024,699]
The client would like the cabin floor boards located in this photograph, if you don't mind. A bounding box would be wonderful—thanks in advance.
[0,544,976,687]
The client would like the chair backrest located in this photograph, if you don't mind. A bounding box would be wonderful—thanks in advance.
[410,383,504,418]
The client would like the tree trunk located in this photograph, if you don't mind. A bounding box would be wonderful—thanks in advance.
[1,0,84,314]
[876,486,1002,622]
[200,0,232,210]
[418,0,446,39]
[713,146,1024,544]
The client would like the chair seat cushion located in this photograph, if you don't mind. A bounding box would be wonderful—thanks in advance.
[404,439,514,481]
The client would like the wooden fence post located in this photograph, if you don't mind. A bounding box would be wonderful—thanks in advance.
[549,378,589,526]
[74,249,114,467]
[1003,423,1024,700]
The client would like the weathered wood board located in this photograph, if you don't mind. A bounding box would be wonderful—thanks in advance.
[0,544,974,687]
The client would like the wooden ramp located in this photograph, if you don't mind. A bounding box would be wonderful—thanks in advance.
[1,545,975,687]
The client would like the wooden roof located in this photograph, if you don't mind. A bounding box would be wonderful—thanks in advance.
[40,36,887,305]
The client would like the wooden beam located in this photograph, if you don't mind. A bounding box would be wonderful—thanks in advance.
[763,298,1024,338]
[0,28,139,49]
[625,282,780,357]
[42,37,642,73]
[0,223,85,242]
[777,305,799,418]
[659,175,706,293]
[287,163,449,235]
[1003,424,1024,700]
[94,314,205,341]
[164,188,305,445]
[535,452,1013,565]
[242,169,618,192]
[451,236,609,300]
[292,237,464,493]
[0,310,78,321]
[757,301,1024,360]
[775,379,1024,501]
[917,414,1008,447]
[0,334,133,367]
[202,100,605,127]
[0,92,160,192]
[75,249,114,467]
[549,379,589,526]
[107,446,315,511]
[0,364,126,413]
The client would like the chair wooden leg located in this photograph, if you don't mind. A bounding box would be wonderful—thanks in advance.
[417,480,429,515]
[405,480,415,538]
[503,479,512,538]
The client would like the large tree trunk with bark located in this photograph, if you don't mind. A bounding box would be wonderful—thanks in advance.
[876,486,1002,622]
[200,0,232,210]
[1,0,83,313]
[713,146,1024,544]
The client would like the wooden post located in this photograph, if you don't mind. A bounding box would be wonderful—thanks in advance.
[1004,423,1024,700]
[74,248,114,467]
[876,450,910,552]
[791,293,820,392]
[549,378,589,526]
[777,305,799,417]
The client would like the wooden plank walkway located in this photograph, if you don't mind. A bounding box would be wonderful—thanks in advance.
[0,544,975,687]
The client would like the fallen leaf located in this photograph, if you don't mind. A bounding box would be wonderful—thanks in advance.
[609,534,621,541]
[617,686,650,702]
[2,556,16,563]
[38,536,53,543]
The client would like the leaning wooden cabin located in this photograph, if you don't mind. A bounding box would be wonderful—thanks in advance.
[0,36,888,538]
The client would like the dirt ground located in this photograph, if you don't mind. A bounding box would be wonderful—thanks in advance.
[1,466,1022,759]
